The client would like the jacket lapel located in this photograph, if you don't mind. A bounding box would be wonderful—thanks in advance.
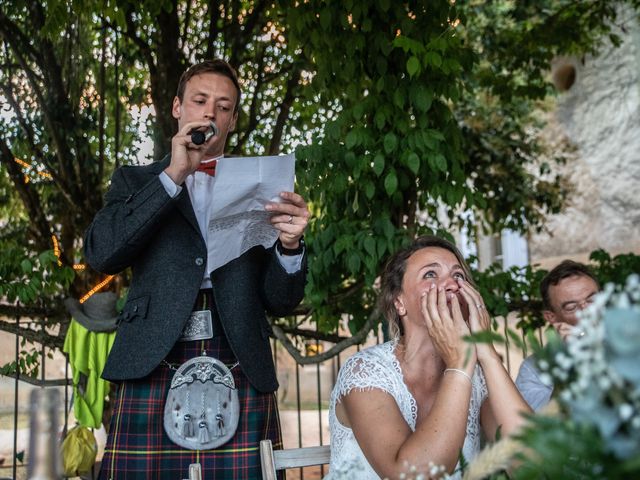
[156,155,201,236]
[175,187,201,235]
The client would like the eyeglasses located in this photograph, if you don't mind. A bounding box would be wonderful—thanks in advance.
[560,297,595,314]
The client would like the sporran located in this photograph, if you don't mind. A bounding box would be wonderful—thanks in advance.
[163,355,239,450]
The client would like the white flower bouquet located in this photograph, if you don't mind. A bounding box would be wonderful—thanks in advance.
[461,273,640,480]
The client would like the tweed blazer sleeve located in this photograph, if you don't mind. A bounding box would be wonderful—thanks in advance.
[84,161,177,274]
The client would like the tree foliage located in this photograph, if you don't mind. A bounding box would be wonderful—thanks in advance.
[1,0,639,370]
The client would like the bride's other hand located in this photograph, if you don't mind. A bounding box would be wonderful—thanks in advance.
[457,280,497,362]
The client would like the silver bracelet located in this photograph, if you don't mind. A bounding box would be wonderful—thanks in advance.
[444,368,472,385]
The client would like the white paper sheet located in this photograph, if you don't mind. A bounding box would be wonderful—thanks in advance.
[206,153,295,273]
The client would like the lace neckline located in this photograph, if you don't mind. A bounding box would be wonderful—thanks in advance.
[388,339,418,425]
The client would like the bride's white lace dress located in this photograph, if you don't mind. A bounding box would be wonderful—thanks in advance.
[325,341,487,479]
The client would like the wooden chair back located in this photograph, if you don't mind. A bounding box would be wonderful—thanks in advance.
[260,439,331,480]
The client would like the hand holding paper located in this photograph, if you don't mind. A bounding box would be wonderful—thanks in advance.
[265,191,309,250]
[206,153,309,272]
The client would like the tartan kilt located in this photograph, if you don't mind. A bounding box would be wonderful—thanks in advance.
[99,333,283,479]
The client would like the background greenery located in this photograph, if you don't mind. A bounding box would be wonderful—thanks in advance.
[1,0,640,373]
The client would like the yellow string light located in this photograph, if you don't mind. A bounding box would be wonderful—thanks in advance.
[14,157,52,179]
[51,235,62,266]
[50,235,114,302]
[79,275,115,304]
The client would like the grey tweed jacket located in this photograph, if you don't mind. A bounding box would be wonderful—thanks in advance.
[83,157,307,393]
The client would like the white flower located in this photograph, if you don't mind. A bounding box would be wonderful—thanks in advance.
[554,352,573,369]
[560,390,573,402]
[540,373,553,386]
[598,376,612,390]
[625,273,639,289]
[618,404,634,421]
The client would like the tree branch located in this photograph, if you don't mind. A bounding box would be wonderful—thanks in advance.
[0,318,66,351]
[268,66,302,155]
[274,325,346,344]
[272,308,382,365]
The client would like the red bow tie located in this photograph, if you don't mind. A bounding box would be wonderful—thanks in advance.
[196,160,217,176]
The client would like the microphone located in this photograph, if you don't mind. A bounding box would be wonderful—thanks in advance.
[190,121,219,145]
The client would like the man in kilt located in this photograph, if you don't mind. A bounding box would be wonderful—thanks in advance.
[84,59,309,479]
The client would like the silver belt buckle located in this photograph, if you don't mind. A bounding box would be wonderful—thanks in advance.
[179,310,214,342]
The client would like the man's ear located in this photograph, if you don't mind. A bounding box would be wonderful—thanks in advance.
[544,310,560,329]
[172,96,181,120]
[229,111,238,132]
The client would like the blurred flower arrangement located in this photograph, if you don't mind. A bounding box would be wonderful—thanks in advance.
[465,273,640,480]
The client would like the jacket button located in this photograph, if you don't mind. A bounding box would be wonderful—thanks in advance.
[195,257,204,266]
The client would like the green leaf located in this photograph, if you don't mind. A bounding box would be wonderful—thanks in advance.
[435,154,448,172]
[347,253,361,274]
[407,152,420,174]
[424,51,442,68]
[374,111,386,130]
[406,56,421,77]
[319,9,331,31]
[414,89,433,113]
[364,236,376,257]
[345,152,356,168]
[393,89,404,109]
[20,259,32,273]
[383,133,398,154]
[365,181,375,199]
[373,153,385,176]
[384,171,398,196]
[345,130,359,149]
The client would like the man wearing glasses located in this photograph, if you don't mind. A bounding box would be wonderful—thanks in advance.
[515,260,600,411]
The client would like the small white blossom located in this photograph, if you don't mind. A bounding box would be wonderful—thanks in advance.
[618,404,634,421]
[540,373,553,386]
[625,273,639,289]
[599,376,612,390]
[555,352,573,369]
[560,390,573,402]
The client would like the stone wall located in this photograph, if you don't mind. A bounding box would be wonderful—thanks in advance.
[529,14,640,263]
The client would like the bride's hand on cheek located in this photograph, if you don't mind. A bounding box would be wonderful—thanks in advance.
[457,280,496,360]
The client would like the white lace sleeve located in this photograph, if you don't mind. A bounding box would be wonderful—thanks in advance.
[334,352,396,401]
[331,344,417,428]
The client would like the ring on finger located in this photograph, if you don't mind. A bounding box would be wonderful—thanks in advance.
[476,303,483,309]
[287,215,293,224]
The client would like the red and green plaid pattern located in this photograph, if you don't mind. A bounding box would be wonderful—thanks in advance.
[99,332,283,479]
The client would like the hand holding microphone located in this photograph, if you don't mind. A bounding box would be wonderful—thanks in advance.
[190,121,219,145]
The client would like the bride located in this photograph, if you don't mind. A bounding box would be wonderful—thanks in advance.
[326,235,531,479]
